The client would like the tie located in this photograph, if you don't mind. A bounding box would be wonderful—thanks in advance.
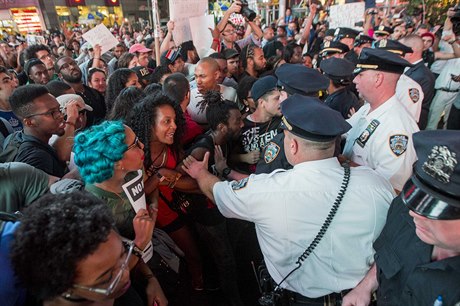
[343,116,367,159]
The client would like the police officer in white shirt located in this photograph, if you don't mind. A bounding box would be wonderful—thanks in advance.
[183,94,395,305]
[343,48,419,193]
[374,39,425,123]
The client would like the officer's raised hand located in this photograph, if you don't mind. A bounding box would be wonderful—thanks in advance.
[182,152,210,179]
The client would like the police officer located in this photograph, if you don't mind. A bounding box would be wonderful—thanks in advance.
[343,48,419,193]
[334,27,360,63]
[183,94,395,306]
[255,64,329,174]
[345,34,374,65]
[319,40,350,60]
[373,39,425,123]
[320,57,360,118]
[343,130,460,306]
[373,25,393,41]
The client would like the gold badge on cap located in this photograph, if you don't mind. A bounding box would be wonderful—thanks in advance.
[324,41,330,48]
[422,145,458,183]
[379,25,385,31]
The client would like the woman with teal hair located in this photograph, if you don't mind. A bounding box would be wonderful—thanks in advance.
[73,120,167,306]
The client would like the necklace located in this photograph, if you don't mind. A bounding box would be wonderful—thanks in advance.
[151,146,167,168]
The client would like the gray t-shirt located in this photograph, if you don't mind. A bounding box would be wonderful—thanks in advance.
[0,162,49,212]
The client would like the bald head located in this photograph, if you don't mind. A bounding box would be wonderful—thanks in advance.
[195,57,220,93]
[400,35,424,62]
[197,57,219,73]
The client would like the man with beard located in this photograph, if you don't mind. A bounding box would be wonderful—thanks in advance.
[187,57,238,124]
[186,90,245,306]
[55,56,106,126]
[241,44,266,78]
[7,85,68,177]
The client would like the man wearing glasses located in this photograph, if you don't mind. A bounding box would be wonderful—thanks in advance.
[55,56,106,126]
[7,84,69,177]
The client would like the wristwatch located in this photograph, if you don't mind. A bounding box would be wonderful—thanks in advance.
[222,167,232,179]
[132,244,145,259]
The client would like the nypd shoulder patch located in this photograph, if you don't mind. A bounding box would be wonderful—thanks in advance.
[389,134,408,157]
[231,178,249,191]
[264,142,280,163]
[408,88,420,103]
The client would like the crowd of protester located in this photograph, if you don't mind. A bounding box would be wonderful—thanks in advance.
[0,1,459,306]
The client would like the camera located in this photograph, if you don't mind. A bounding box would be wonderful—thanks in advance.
[240,0,256,22]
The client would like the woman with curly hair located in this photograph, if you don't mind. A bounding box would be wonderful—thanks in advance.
[127,92,204,290]
[11,191,165,306]
[73,121,167,305]
[105,68,141,113]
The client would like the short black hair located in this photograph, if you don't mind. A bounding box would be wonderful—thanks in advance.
[9,84,50,118]
[283,42,300,63]
[46,80,73,97]
[144,83,162,96]
[237,75,257,102]
[24,44,51,61]
[11,192,115,301]
[0,65,8,75]
[202,90,239,130]
[150,65,171,84]
[163,73,189,105]
[179,40,195,62]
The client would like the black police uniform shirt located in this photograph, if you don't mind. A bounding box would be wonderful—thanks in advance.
[324,87,360,119]
[374,196,460,306]
[404,60,436,130]
[235,116,282,173]
[255,132,292,174]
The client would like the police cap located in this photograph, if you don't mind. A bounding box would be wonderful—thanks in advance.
[354,34,374,47]
[319,40,350,58]
[373,25,393,36]
[325,28,336,37]
[251,75,278,102]
[374,39,413,56]
[275,64,329,96]
[353,48,413,75]
[280,94,351,141]
[320,57,355,78]
[334,27,360,40]
[402,130,460,220]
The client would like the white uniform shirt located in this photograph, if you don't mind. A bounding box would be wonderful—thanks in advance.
[396,74,424,122]
[213,158,395,298]
[346,96,419,191]
[187,84,238,124]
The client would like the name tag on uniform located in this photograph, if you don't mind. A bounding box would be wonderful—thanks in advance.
[356,119,380,148]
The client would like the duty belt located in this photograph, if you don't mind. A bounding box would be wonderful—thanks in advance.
[283,288,351,305]
[438,88,460,93]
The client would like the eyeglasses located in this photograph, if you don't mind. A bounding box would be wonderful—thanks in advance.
[73,239,134,296]
[126,137,142,151]
[39,54,53,61]
[25,108,63,120]
[58,61,78,72]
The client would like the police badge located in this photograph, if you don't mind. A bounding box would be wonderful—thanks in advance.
[389,134,408,156]
[231,178,249,190]
[409,88,420,103]
[422,145,457,183]
[264,142,280,163]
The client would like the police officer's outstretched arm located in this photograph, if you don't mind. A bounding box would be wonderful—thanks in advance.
[342,263,378,306]
[182,152,220,202]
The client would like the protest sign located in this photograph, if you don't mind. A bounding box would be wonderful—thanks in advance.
[329,2,365,30]
[122,170,147,213]
[189,15,215,59]
[82,23,119,55]
[169,0,208,45]
[26,35,45,46]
